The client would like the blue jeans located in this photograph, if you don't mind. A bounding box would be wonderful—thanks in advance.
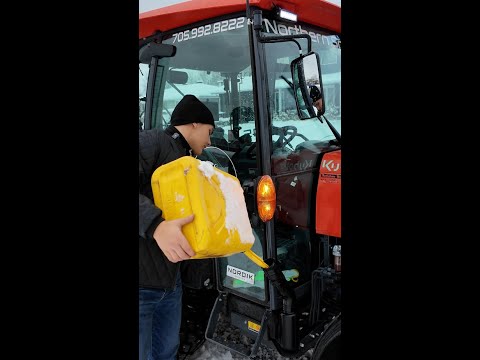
[139,274,182,360]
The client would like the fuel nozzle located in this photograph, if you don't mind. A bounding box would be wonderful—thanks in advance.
[243,250,296,307]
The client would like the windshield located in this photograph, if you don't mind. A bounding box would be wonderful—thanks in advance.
[155,16,254,138]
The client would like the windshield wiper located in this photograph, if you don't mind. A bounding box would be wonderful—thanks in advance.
[320,114,341,145]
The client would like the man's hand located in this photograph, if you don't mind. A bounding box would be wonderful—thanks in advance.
[153,214,196,263]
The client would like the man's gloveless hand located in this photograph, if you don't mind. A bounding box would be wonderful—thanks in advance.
[153,214,196,263]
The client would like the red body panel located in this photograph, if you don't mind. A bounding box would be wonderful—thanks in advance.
[273,148,321,229]
[315,150,341,237]
[139,0,341,39]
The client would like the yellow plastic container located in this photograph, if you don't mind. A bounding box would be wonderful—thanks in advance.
[151,156,256,259]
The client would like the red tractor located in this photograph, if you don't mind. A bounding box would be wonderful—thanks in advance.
[140,1,341,358]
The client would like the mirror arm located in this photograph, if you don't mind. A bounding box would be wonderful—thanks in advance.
[257,34,311,53]
[280,75,294,90]
[166,80,185,98]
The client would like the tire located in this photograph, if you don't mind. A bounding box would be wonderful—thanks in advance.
[311,318,341,360]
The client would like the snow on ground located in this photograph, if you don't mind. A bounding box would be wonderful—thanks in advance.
[189,340,313,360]
[184,311,313,360]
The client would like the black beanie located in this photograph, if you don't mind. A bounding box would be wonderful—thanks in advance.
[309,86,322,102]
[170,94,215,127]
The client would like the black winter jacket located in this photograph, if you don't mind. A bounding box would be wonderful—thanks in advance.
[139,126,213,290]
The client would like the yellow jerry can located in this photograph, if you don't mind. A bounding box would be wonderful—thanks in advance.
[151,156,255,259]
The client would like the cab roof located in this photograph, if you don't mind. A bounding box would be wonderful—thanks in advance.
[139,0,340,39]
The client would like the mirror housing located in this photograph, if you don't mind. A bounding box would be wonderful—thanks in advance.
[290,52,324,119]
[139,42,176,64]
[168,70,188,84]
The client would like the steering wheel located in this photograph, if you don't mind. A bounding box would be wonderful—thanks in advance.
[273,125,297,149]
[243,125,299,160]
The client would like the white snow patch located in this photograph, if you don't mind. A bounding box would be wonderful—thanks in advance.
[198,161,255,244]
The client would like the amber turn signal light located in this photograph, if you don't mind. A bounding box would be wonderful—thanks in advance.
[257,175,276,222]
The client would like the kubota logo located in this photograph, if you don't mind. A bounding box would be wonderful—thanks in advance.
[322,159,340,172]
[281,159,313,172]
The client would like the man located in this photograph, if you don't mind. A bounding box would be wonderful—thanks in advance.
[139,94,215,360]
[309,85,323,113]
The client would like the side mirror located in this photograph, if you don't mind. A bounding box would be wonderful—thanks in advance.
[168,70,188,84]
[139,42,176,64]
[290,52,325,119]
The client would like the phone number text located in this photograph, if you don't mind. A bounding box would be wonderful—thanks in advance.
[172,17,245,43]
